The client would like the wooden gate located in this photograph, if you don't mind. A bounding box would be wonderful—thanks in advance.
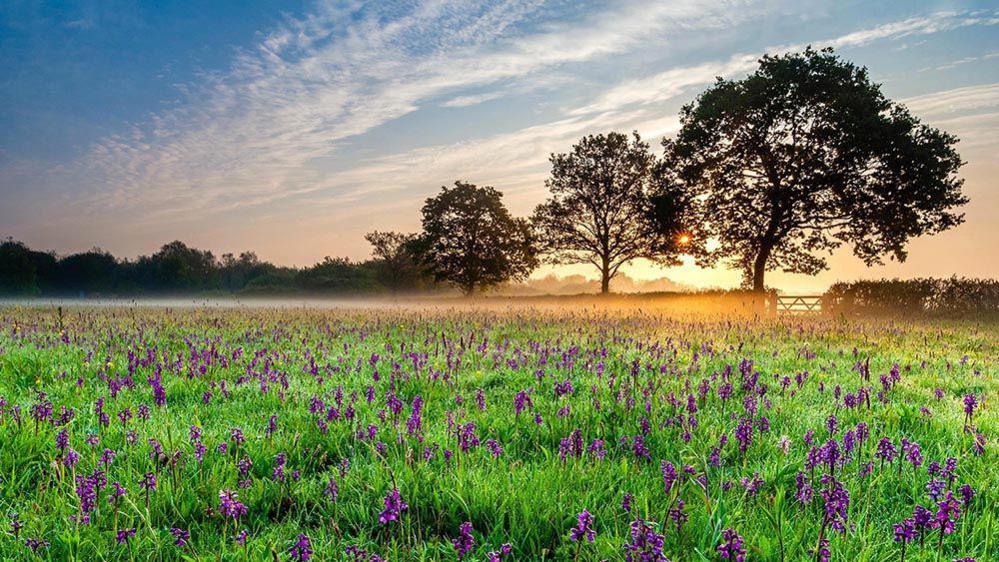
[774,295,824,314]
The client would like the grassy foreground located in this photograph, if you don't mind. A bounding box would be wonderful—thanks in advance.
[0,303,994,561]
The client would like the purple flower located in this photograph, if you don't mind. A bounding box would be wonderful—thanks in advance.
[116,527,136,545]
[893,518,916,543]
[740,472,764,496]
[10,512,22,538]
[378,488,408,525]
[406,396,424,436]
[631,435,650,461]
[935,492,962,535]
[569,509,596,543]
[875,437,897,465]
[457,423,480,452]
[958,484,975,507]
[668,499,688,532]
[913,505,936,537]
[219,489,247,521]
[560,429,584,460]
[486,439,503,458]
[963,394,977,417]
[170,527,190,547]
[453,521,475,559]
[108,481,126,504]
[514,390,532,415]
[138,471,157,491]
[288,533,313,562]
[24,537,49,553]
[735,418,753,453]
[660,461,678,496]
[927,478,946,501]
[820,477,850,533]
[905,441,923,469]
[795,472,813,505]
[717,528,746,561]
[324,476,339,502]
[621,493,633,513]
[623,518,668,562]
[486,544,513,561]
[273,452,287,482]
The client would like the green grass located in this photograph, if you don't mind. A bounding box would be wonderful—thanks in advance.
[0,304,994,561]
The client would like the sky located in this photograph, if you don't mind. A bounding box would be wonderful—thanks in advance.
[1,0,997,292]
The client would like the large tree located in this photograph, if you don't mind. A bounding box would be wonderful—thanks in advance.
[532,132,688,294]
[665,47,967,292]
[414,181,537,295]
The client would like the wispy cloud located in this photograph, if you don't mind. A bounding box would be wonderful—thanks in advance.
[902,82,999,150]
[573,11,999,116]
[903,82,999,116]
[67,0,755,221]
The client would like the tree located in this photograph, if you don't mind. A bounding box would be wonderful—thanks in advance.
[532,132,688,294]
[364,231,426,293]
[295,256,379,292]
[219,251,273,292]
[0,239,43,295]
[414,181,537,295]
[55,249,119,295]
[665,47,967,292]
[130,241,218,292]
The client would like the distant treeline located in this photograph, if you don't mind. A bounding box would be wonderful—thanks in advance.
[0,239,436,297]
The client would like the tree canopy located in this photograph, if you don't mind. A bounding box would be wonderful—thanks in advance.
[533,132,688,294]
[414,181,537,295]
[364,231,427,293]
[665,47,967,291]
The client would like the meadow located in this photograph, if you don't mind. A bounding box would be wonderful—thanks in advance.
[0,301,994,561]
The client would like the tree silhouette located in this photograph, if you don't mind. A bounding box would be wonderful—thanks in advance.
[532,132,687,294]
[665,47,967,291]
[414,181,537,295]
[364,231,425,293]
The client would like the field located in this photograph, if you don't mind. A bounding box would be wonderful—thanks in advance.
[0,301,994,561]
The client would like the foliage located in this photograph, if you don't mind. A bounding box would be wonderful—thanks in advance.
[414,181,537,295]
[364,231,428,293]
[295,257,380,293]
[665,47,967,291]
[826,277,999,314]
[0,239,421,297]
[533,132,687,293]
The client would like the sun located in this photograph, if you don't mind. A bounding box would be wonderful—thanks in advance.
[677,233,691,245]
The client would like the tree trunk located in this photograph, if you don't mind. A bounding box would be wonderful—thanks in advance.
[600,259,611,294]
[752,244,771,293]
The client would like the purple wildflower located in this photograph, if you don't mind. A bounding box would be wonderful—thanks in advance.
[453,521,475,559]
[378,488,408,525]
[569,509,596,543]
[717,528,746,561]
[170,527,190,547]
[288,533,313,562]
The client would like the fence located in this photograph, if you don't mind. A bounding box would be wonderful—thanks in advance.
[772,294,824,314]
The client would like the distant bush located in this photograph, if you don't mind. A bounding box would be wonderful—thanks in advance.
[825,277,999,314]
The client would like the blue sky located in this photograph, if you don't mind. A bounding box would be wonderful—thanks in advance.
[1,0,997,290]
